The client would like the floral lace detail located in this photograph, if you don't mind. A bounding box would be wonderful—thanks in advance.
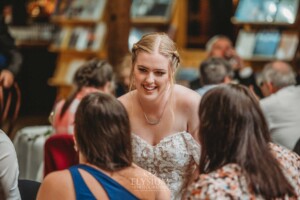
[131,132,200,200]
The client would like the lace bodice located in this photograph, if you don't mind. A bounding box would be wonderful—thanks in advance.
[131,132,200,200]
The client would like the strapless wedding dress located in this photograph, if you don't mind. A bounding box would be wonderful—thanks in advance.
[131,131,200,200]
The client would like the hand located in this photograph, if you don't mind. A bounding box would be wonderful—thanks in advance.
[226,49,244,71]
[0,70,14,88]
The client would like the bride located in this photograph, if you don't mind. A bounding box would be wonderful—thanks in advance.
[118,32,201,199]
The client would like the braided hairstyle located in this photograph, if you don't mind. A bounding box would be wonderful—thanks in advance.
[130,32,180,90]
[59,58,114,118]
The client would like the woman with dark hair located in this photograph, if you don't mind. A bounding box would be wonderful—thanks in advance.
[185,84,300,199]
[37,93,170,199]
[52,58,114,134]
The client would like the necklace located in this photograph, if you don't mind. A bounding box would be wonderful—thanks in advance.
[137,92,170,126]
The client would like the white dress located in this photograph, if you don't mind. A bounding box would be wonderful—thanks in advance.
[131,131,200,200]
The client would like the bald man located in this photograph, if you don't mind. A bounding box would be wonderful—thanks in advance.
[260,61,300,150]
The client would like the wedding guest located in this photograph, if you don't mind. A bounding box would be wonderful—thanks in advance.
[195,57,233,96]
[37,92,170,200]
[185,84,300,199]
[51,58,114,134]
[190,35,262,97]
[0,130,20,199]
[260,61,300,150]
[0,7,22,88]
[118,32,201,199]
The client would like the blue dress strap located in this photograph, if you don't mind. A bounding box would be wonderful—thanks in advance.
[69,165,96,200]
[77,164,139,200]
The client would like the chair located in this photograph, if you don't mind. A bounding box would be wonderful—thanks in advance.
[0,82,21,137]
[13,125,53,181]
[44,134,79,177]
[18,179,41,200]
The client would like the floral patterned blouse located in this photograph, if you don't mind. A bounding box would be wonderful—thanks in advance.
[185,143,300,200]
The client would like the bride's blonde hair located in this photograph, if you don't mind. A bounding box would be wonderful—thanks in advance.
[129,32,180,91]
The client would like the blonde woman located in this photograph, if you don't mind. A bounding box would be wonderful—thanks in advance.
[118,32,201,199]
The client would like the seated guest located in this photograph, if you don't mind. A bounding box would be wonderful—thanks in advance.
[0,130,20,199]
[37,93,170,200]
[195,57,233,96]
[51,58,114,134]
[260,61,300,150]
[186,84,300,199]
[191,35,262,97]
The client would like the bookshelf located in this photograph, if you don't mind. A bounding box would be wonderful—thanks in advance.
[232,0,300,68]
[49,0,108,99]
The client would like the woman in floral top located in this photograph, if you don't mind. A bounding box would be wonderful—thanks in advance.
[185,84,300,199]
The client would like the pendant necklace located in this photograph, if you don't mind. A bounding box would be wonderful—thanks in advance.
[137,91,170,126]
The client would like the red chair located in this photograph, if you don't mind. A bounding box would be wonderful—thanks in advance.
[44,134,79,177]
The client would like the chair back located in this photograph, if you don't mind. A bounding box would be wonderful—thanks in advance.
[18,179,41,200]
[0,82,21,137]
[44,134,79,177]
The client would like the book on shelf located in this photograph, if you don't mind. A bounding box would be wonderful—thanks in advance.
[65,59,86,84]
[52,27,63,47]
[275,0,299,24]
[68,28,81,49]
[131,0,174,21]
[253,30,281,57]
[52,27,73,49]
[80,0,107,20]
[128,27,158,50]
[51,23,106,51]
[91,23,107,50]
[234,0,299,24]
[53,0,73,16]
[236,30,256,59]
[236,29,298,60]
[275,31,299,60]
[75,28,89,50]
[64,0,85,19]
[234,0,280,22]
[53,0,107,20]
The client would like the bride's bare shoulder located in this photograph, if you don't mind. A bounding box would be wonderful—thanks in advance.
[173,84,201,107]
[118,91,136,108]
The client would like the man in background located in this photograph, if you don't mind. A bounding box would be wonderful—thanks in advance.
[195,57,233,96]
[191,35,262,97]
[0,1,22,88]
[260,61,300,150]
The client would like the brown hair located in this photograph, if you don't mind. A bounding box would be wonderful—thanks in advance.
[198,84,296,199]
[130,32,180,90]
[74,92,132,171]
[60,58,114,118]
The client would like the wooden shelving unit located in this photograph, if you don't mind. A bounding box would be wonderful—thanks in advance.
[233,0,300,69]
[49,0,109,99]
